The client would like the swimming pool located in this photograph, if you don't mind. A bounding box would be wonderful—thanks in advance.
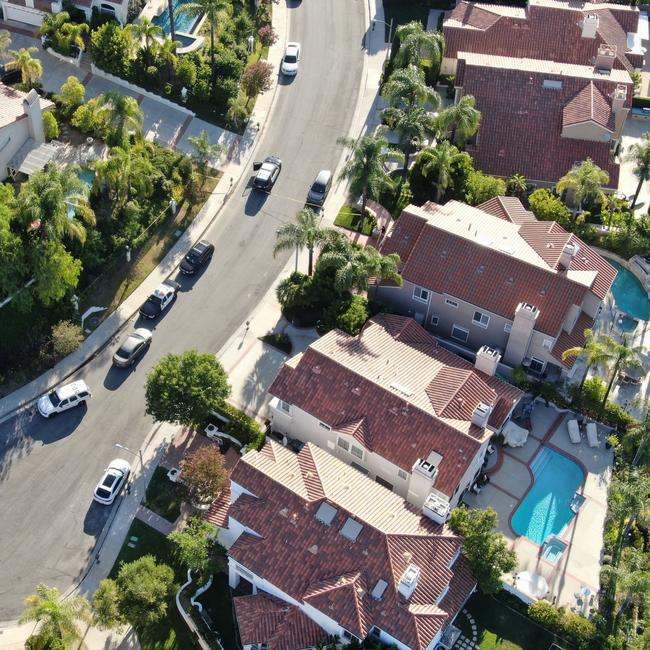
[608,259,650,321]
[512,446,584,545]
[152,0,200,35]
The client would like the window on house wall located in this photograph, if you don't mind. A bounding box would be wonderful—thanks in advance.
[529,357,546,373]
[413,286,430,303]
[472,311,490,328]
[445,298,459,308]
[430,315,439,326]
[504,323,512,333]
[337,437,350,452]
[319,422,331,430]
[375,476,394,491]
[351,444,364,460]
[398,469,408,480]
[542,339,552,350]
[278,400,291,414]
[451,324,469,342]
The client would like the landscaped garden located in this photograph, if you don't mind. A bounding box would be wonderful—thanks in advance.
[144,466,183,523]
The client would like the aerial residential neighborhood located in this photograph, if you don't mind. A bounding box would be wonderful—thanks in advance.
[0,0,649,649]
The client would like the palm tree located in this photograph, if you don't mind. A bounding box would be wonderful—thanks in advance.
[318,233,402,293]
[394,21,445,77]
[178,0,230,95]
[273,208,332,276]
[157,36,178,82]
[96,91,144,147]
[18,164,95,244]
[562,328,613,392]
[615,548,650,637]
[94,145,154,207]
[625,132,650,210]
[9,47,43,89]
[38,11,69,41]
[382,65,440,111]
[19,583,91,648]
[128,17,163,65]
[436,95,481,148]
[0,29,11,57]
[418,141,463,203]
[601,334,645,406]
[59,21,89,54]
[506,174,528,200]
[382,104,436,170]
[556,158,609,215]
[337,127,404,216]
[188,129,225,183]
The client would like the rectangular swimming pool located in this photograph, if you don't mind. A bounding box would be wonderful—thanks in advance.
[512,446,584,545]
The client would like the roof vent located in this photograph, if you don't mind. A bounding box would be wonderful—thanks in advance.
[315,501,338,525]
[506,277,514,285]
[581,14,599,39]
[422,491,451,524]
[371,579,389,600]
[390,381,414,397]
[472,402,493,428]
[308,544,318,555]
[398,564,421,600]
[340,517,363,542]
[312,365,322,375]
[279,507,288,517]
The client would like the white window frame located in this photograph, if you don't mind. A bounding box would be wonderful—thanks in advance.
[430,315,439,326]
[445,298,459,308]
[451,324,469,343]
[504,323,512,333]
[472,311,490,329]
[542,339,552,350]
[350,444,364,460]
[278,399,291,414]
[413,286,430,303]
[337,437,350,452]
[529,357,546,373]
[319,422,331,430]
[398,469,408,480]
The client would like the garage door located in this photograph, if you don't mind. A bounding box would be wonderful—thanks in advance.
[2,2,45,25]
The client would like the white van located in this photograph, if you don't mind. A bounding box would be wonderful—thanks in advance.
[37,380,92,418]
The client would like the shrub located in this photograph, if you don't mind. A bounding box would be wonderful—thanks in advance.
[90,22,131,77]
[54,75,85,118]
[465,170,507,205]
[176,57,197,88]
[181,446,228,505]
[260,331,292,354]
[561,612,596,649]
[43,112,59,141]
[321,295,369,336]
[529,188,572,227]
[241,61,273,102]
[257,25,277,47]
[71,97,105,138]
[210,401,265,450]
[51,320,84,358]
[528,600,563,628]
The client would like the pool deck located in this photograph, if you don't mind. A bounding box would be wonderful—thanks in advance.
[465,403,612,610]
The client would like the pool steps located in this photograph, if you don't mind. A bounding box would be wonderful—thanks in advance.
[530,447,552,476]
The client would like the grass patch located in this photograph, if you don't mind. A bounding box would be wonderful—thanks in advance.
[458,593,560,650]
[110,519,200,650]
[259,331,292,354]
[197,572,239,650]
[334,206,376,236]
[143,466,182,523]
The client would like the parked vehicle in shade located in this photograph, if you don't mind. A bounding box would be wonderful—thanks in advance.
[180,240,214,275]
[281,42,301,75]
[252,156,282,191]
[0,63,20,84]
[306,169,332,207]
[93,459,131,505]
[139,280,179,319]
[112,328,153,368]
[37,380,92,418]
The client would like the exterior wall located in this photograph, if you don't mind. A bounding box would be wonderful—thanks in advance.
[581,291,602,319]
[0,119,30,181]
[1,1,45,24]
[561,121,613,142]
[440,57,458,76]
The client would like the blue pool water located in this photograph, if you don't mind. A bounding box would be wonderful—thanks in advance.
[512,447,584,545]
[152,0,200,35]
[78,168,95,187]
[608,259,650,321]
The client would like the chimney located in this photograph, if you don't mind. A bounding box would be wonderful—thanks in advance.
[612,84,627,115]
[407,453,443,507]
[474,345,501,376]
[595,44,616,72]
[471,402,493,428]
[422,491,451,524]
[581,14,599,39]
[559,241,580,270]
[22,90,45,144]
[503,303,539,367]
[398,564,421,599]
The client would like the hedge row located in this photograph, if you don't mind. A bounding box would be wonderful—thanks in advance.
[212,402,266,451]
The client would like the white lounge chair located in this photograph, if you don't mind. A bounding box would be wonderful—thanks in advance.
[568,419,581,444]
[586,422,599,448]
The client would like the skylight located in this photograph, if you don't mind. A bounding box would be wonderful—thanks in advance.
[315,502,337,526]
[340,517,363,542]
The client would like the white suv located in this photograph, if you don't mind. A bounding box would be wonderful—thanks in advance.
[37,380,92,418]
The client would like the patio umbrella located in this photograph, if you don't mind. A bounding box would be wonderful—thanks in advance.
[516,571,549,599]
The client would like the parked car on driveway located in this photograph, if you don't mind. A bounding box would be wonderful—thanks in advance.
[139,280,179,319]
[306,169,332,207]
[37,380,91,418]
[252,156,282,191]
[93,458,131,505]
[180,240,214,275]
[281,42,301,75]
[112,328,153,367]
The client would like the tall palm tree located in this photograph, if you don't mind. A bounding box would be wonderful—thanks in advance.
[557,158,609,215]
[318,232,402,293]
[9,47,43,89]
[128,17,163,65]
[96,91,144,147]
[601,334,645,407]
[337,127,404,216]
[18,164,95,244]
[94,145,154,207]
[625,132,650,211]
[382,104,436,170]
[178,0,230,95]
[59,21,89,54]
[0,29,11,57]
[562,328,613,392]
[436,95,481,148]
[19,584,91,648]
[418,141,463,203]
[273,208,332,275]
[157,36,178,82]
[382,64,440,111]
[394,21,445,77]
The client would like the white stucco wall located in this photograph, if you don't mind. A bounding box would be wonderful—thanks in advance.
[0,118,31,181]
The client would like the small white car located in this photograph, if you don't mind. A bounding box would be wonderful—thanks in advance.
[93,458,131,505]
[37,380,92,418]
[281,42,301,75]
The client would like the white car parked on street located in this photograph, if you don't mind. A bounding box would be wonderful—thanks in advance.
[37,380,92,418]
[93,458,131,505]
[281,42,301,75]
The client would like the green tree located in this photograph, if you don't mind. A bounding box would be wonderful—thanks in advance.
[38,11,69,41]
[0,29,11,55]
[9,47,43,88]
[322,294,369,336]
[337,127,404,216]
[528,188,572,227]
[127,16,162,65]
[562,328,613,392]
[393,21,445,77]
[381,103,435,170]
[241,60,274,106]
[168,516,219,577]
[188,129,225,182]
[276,271,313,312]
[51,320,84,358]
[90,23,132,78]
[448,507,517,594]
[157,36,178,82]
[601,334,644,406]
[557,158,609,215]
[273,208,332,276]
[625,132,650,210]
[54,76,85,118]
[96,91,144,147]
[91,579,124,631]
[418,141,463,203]
[30,240,82,306]
[19,584,91,649]
[59,21,89,54]
[465,169,506,206]
[145,350,231,426]
[94,145,154,207]
[0,184,23,299]
[382,64,440,111]
[436,95,481,148]
[43,111,59,141]
[506,174,528,200]
[180,446,228,505]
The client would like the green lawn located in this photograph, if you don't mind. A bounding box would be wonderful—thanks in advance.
[143,466,183,523]
[334,206,375,236]
[196,572,240,650]
[458,593,561,650]
[110,519,200,650]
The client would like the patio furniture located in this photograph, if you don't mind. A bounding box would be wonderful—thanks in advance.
[567,419,581,444]
[586,422,599,448]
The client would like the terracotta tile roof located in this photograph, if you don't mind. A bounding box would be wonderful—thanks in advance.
[228,442,476,650]
[268,315,522,497]
[551,311,595,368]
[0,84,31,128]
[563,82,615,130]
[477,197,536,224]
[205,484,231,527]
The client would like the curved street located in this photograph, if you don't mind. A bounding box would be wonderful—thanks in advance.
[0,0,365,619]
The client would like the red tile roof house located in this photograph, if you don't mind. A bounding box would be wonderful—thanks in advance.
[219,440,477,650]
[1,0,128,28]
[440,0,643,187]
[374,199,616,380]
[266,314,522,514]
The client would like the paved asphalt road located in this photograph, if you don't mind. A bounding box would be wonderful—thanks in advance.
[0,0,365,619]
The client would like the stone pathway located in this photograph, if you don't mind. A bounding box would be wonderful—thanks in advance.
[453,609,478,650]
[135,505,175,535]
